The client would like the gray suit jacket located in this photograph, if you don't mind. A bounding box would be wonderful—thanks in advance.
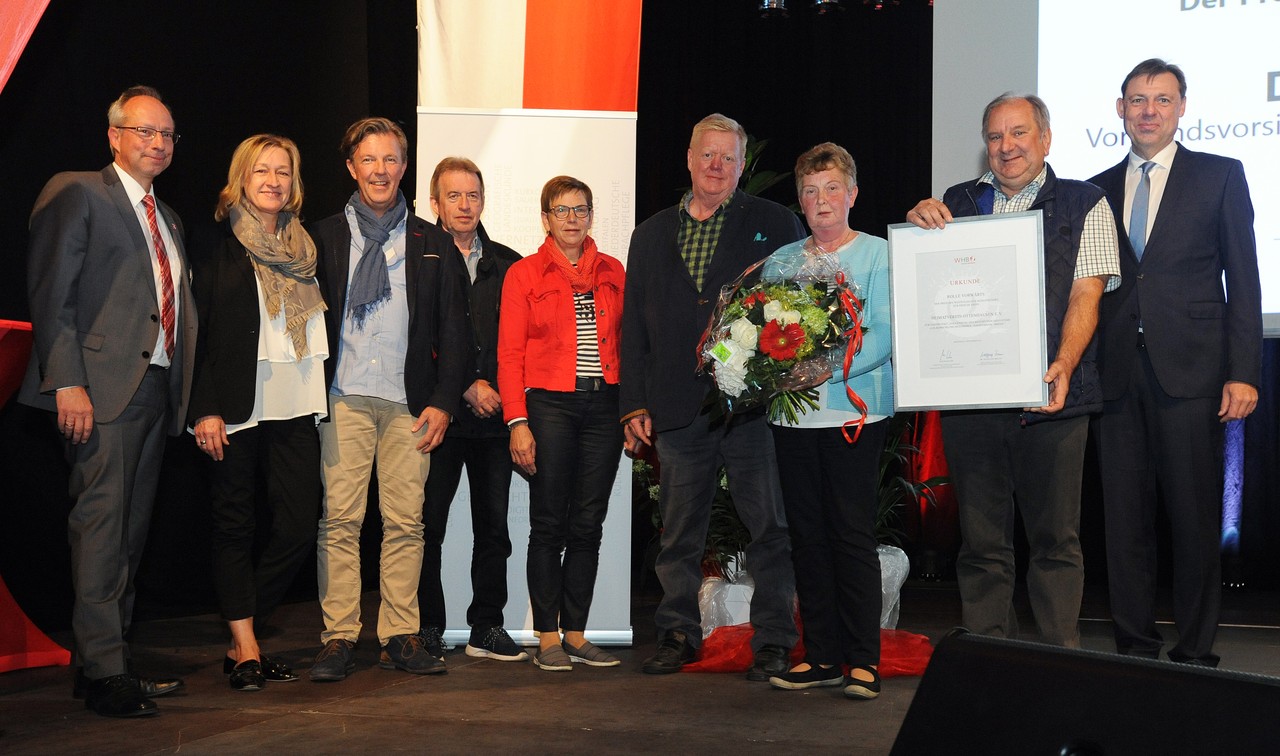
[19,165,196,433]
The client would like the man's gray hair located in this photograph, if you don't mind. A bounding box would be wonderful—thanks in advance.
[980,93,1050,136]
[107,85,166,127]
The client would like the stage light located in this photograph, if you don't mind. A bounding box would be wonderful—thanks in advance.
[812,0,843,14]
[759,0,788,17]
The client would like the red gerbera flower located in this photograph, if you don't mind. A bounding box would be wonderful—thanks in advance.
[743,291,768,308]
[759,321,806,360]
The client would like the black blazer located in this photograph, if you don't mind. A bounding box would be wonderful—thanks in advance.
[187,223,268,425]
[1091,145,1262,400]
[620,192,804,432]
[445,221,521,439]
[311,210,470,419]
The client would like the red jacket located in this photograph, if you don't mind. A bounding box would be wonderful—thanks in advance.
[497,240,625,422]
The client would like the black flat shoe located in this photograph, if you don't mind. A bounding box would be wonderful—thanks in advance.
[224,654,299,682]
[229,660,265,692]
[843,666,882,700]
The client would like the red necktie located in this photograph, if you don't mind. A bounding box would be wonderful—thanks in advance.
[143,195,176,359]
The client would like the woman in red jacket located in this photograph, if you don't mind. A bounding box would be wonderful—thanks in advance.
[497,175,625,671]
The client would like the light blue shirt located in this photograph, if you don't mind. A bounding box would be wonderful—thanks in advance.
[331,206,410,405]
[763,232,894,427]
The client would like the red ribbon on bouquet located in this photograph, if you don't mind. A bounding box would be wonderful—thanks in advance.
[835,270,868,443]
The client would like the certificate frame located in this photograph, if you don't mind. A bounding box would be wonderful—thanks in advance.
[888,210,1048,412]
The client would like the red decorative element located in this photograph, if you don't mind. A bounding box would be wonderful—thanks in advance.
[682,620,933,679]
[0,576,71,673]
[0,320,33,407]
[835,271,868,443]
[759,320,805,361]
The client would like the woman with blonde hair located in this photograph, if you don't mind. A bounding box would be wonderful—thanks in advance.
[189,134,328,691]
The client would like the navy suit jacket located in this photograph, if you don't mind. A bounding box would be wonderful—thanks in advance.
[620,192,804,432]
[1091,144,1262,400]
[310,210,470,419]
[19,165,196,434]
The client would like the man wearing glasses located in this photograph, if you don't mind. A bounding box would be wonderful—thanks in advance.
[20,85,194,717]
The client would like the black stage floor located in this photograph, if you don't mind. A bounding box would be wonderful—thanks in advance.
[2,583,1279,754]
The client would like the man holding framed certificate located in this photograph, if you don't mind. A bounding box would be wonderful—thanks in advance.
[906,94,1120,647]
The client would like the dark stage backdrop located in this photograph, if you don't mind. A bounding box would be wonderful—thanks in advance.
[1,1,1276,635]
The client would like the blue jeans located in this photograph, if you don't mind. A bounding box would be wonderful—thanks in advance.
[525,387,623,632]
[654,412,797,651]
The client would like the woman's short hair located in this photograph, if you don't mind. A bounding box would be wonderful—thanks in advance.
[794,142,857,194]
[339,117,408,162]
[540,175,593,213]
[214,134,304,221]
[430,156,484,200]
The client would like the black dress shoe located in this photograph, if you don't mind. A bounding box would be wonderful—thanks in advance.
[74,668,183,699]
[229,660,266,691]
[746,644,791,682]
[223,654,299,682]
[137,675,185,697]
[641,630,697,674]
[85,674,158,718]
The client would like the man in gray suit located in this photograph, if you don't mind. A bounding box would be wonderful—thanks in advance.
[20,85,195,718]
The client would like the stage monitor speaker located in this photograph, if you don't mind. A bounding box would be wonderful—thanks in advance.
[891,629,1280,755]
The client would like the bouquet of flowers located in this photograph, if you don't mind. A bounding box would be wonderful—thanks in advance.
[698,252,866,431]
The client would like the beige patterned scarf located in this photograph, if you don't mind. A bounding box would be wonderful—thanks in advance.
[229,201,327,357]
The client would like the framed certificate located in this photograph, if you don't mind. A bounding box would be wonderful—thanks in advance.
[888,210,1048,412]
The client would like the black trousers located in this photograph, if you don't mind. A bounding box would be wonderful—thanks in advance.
[1098,344,1224,665]
[208,415,320,623]
[419,434,514,630]
[773,422,886,668]
[525,387,622,632]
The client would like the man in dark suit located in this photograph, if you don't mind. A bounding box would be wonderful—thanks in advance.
[308,118,469,681]
[622,113,804,679]
[1090,59,1262,666]
[19,85,194,717]
[416,157,527,665]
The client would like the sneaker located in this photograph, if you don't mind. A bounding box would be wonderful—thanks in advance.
[533,645,573,671]
[746,644,791,682]
[465,626,530,662]
[380,633,447,675]
[563,640,621,668]
[641,630,697,674]
[310,639,356,682]
[417,626,448,662]
[769,663,844,690]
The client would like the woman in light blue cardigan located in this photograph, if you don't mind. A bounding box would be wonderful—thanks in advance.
[762,142,892,700]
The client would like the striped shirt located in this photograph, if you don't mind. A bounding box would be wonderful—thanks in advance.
[677,190,734,291]
[574,290,603,378]
[979,166,1121,292]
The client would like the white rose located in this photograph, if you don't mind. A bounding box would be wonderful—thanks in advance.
[762,299,784,323]
[716,361,749,396]
[729,318,758,350]
[724,348,751,372]
[778,309,802,326]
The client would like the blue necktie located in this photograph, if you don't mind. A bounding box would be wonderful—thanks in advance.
[1128,161,1155,260]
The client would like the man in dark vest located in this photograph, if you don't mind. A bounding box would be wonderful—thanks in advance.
[906,94,1121,647]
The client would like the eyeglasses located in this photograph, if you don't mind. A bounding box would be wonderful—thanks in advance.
[115,125,181,144]
[548,204,591,220]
